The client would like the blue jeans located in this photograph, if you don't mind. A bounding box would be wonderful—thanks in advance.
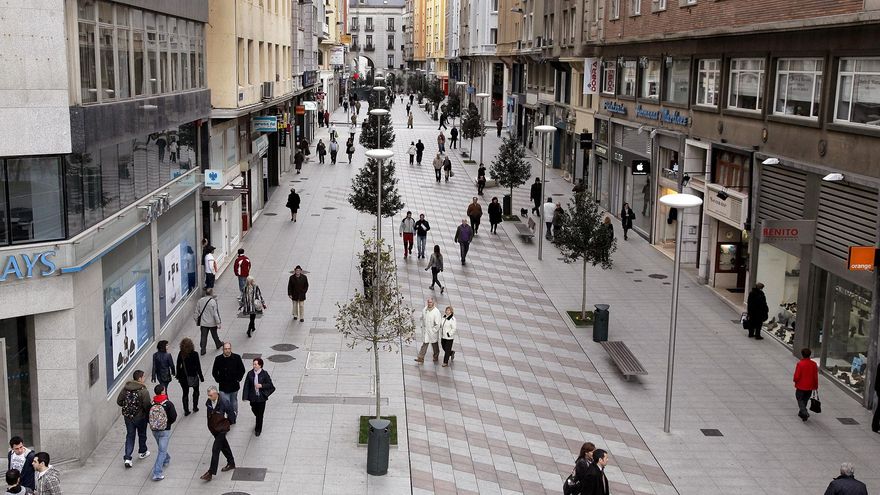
[124,417,148,460]
[151,429,171,478]
[416,235,427,257]
[220,390,239,423]
[238,276,247,297]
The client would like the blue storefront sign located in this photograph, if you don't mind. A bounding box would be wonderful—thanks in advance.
[253,116,278,133]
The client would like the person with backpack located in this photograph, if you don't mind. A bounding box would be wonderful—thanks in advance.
[233,248,251,299]
[148,384,178,481]
[116,369,152,468]
[200,386,235,482]
[242,358,276,437]
[194,288,222,356]
[150,340,175,395]
[176,338,204,417]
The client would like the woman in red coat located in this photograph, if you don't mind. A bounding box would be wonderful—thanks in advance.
[793,347,818,421]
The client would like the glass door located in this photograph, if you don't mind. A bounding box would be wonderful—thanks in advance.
[0,317,33,446]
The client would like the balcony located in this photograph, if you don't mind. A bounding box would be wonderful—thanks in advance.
[351,44,360,51]
[365,25,374,32]
[351,24,359,31]
[365,45,375,52]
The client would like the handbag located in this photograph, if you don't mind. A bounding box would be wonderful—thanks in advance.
[809,391,822,413]
[562,460,580,495]
[195,299,211,327]
[187,375,198,388]
[741,312,749,329]
[208,411,231,434]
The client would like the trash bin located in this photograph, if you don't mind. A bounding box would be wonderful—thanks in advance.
[366,418,391,476]
[503,195,512,216]
[593,304,610,342]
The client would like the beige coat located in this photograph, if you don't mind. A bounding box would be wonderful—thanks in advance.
[421,306,442,343]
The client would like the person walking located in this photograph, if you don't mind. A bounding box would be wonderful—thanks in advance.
[407,112,414,129]
[570,442,597,494]
[346,138,356,164]
[288,266,309,322]
[873,361,880,433]
[488,197,502,234]
[407,142,416,165]
[415,139,425,165]
[554,203,567,239]
[415,298,442,363]
[148,384,178,481]
[454,219,474,265]
[443,154,453,182]
[242,358,276,437]
[450,126,458,149]
[438,112,448,130]
[233,248,251,299]
[530,178,542,215]
[823,463,868,495]
[415,214,431,259]
[437,132,446,153]
[439,306,457,367]
[793,347,819,422]
[116,369,152,468]
[476,163,487,195]
[7,437,36,492]
[406,102,411,115]
[542,197,556,241]
[432,153,443,183]
[240,277,267,338]
[355,100,361,114]
[293,149,304,174]
[620,203,635,240]
[286,188,302,222]
[329,139,339,165]
[176,338,204,416]
[31,453,61,495]
[467,197,483,235]
[425,245,444,293]
[203,246,217,289]
[200,386,235,481]
[317,110,325,127]
[194,288,223,355]
[746,283,769,339]
[583,450,610,495]
[212,342,246,423]
[323,109,330,127]
[399,211,417,259]
[151,340,175,394]
[329,124,338,142]
[496,118,503,137]
[316,139,326,164]
[343,99,349,114]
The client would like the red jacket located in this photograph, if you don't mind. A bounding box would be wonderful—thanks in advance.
[793,358,818,391]
[234,255,251,277]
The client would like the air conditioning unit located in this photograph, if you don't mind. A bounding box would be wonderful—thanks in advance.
[261,81,274,100]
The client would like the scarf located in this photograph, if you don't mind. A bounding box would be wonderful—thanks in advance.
[153,393,168,404]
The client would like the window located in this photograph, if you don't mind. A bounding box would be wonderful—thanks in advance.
[387,18,394,31]
[774,58,822,118]
[351,17,358,30]
[132,10,145,96]
[620,60,637,97]
[834,58,880,127]
[366,35,373,47]
[387,34,394,49]
[630,0,641,15]
[78,2,98,103]
[652,0,667,11]
[491,0,499,11]
[696,58,720,106]
[602,60,617,94]
[366,17,373,31]
[610,0,620,19]
[353,35,358,48]
[490,28,497,45]
[387,54,395,68]
[639,59,661,99]
[0,158,66,244]
[664,58,690,104]
[728,58,765,111]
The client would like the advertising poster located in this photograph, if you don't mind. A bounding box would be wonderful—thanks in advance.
[163,244,182,317]
[108,278,151,381]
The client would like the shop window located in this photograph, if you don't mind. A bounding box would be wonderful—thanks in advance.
[610,0,620,19]
[639,59,661,100]
[1,158,65,245]
[728,58,765,111]
[774,58,822,119]
[834,57,880,127]
[157,197,198,327]
[695,58,720,107]
[757,244,800,348]
[620,60,637,97]
[820,276,872,397]
[664,58,690,105]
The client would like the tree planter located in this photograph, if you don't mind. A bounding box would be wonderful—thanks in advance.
[358,415,398,445]
[501,214,521,222]
[566,310,595,327]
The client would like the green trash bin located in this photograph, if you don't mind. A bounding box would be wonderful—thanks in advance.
[593,304,610,342]
[503,195,512,216]
[366,418,391,476]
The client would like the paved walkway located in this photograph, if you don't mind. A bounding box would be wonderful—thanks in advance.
[57,96,880,495]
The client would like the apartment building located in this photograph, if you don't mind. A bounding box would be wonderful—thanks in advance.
[319,0,344,114]
[445,0,462,82]
[425,0,447,84]
[348,0,406,76]
[459,0,500,120]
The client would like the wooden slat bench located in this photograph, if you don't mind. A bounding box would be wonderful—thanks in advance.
[600,341,647,381]
[514,222,535,242]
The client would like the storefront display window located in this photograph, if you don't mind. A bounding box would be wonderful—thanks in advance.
[621,60,637,97]
[102,227,153,390]
[665,59,690,105]
[757,244,800,348]
[821,276,872,397]
[631,174,652,233]
[639,59,661,100]
[157,195,197,328]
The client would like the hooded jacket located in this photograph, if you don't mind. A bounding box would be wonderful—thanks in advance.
[116,380,152,421]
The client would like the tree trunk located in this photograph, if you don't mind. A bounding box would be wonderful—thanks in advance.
[373,338,381,419]
[581,259,588,320]
[469,137,474,157]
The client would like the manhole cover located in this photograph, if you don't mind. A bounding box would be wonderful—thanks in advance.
[241,353,262,361]
[310,213,321,216]
[266,354,295,363]
[837,417,859,425]
[306,352,337,370]
[322,207,337,210]
[271,343,299,351]
[634,269,643,272]
[648,274,668,279]
[231,467,267,482]
[701,429,723,437]
[222,492,251,495]
[263,213,278,216]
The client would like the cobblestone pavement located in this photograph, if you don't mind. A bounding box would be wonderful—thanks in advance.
[58,95,880,495]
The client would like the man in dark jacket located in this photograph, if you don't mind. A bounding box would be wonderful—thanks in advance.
[415,140,425,165]
[454,219,474,265]
[201,386,235,482]
[149,384,178,481]
[530,178,542,215]
[288,265,309,322]
[116,370,152,468]
[583,449,610,495]
[212,343,246,423]
[7,436,36,491]
[242,358,276,437]
[746,283,769,339]
[449,126,458,149]
[286,188,301,222]
[823,462,868,495]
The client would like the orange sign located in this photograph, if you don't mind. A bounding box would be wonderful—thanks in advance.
[848,246,877,271]
[295,105,305,115]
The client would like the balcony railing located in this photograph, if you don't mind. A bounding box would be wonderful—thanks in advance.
[365,25,374,32]
[365,45,375,51]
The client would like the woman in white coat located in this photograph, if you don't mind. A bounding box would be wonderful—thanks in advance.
[440,306,457,367]
[415,298,442,363]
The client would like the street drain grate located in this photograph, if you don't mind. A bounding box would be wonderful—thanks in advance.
[322,207,337,210]
[267,354,295,363]
[311,213,321,216]
[648,274,668,279]
[634,269,643,272]
[222,492,251,495]
[701,429,723,437]
[313,317,328,321]
[663,282,671,285]
[310,327,337,334]
[271,343,299,351]
[292,395,388,405]
[231,467,267,482]
[633,280,643,282]
[837,417,859,425]
[241,353,262,360]
[263,213,278,216]
[625,271,634,274]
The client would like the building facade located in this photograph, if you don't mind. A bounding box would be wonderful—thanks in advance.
[319,0,344,113]
[348,0,405,78]
[425,0,447,84]
[0,0,210,460]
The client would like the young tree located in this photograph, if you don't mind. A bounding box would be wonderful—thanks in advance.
[336,235,416,418]
[359,90,395,149]
[460,102,484,158]
[552,192,617,320]
[348,158,405,218]
[446,93,461,121]
[488,135,531,204]
[426,80,445,108]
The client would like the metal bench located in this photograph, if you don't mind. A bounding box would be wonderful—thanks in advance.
[600,341,647,381]
[513,222,535,242]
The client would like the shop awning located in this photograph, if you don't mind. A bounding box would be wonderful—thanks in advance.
[201,187,245,202]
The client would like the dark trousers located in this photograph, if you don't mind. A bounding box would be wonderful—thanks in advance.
[205,273,215,289]
[796,389,812,419]
[180,379,199,414]
[123,417,148,460]
[318,153,325,163]
[470,216,480,234]
[209,432,234,474]
[417,153,423,164]
[330,151,337,164]
[450,138,457,149]
[251,401,266,433]
[545,222,553,240]
[409,155,414,164]
[200,326,222,354]
[441,338,455,364]
[430,267,443,289]
[248,314,256,334]
[532,199,540,215]
[435,168,442,182]
[459,241,470,263]
[747,319,764,338]
[477,181,485,195]
[490,221,499,233]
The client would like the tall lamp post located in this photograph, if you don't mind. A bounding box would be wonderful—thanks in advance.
[371,85,387,146]
[659,193,703,433]
[364,148,395,300]
[535,125,557,261]
[476,92,489,165]
[455,81,467,127]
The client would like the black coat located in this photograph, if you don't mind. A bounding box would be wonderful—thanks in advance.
[212,353,246,393]
[824,475,868,495]
[242,369,276,403]
[176,351,204,383]
[573,458,591,495]
[747,287,769,322]
[530,182,542,202]
[7,450,36,489]
[488,202,502,224]
[620,207,635,229]
[582,463,609,495]
[286,192,301,211]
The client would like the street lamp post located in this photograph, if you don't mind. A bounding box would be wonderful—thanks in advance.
[364,149,395,305]
[658,193,703,433]
[535,125,557,261]
[371,86,387,148]
[476,92,489,165]
[455,81,467,127]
